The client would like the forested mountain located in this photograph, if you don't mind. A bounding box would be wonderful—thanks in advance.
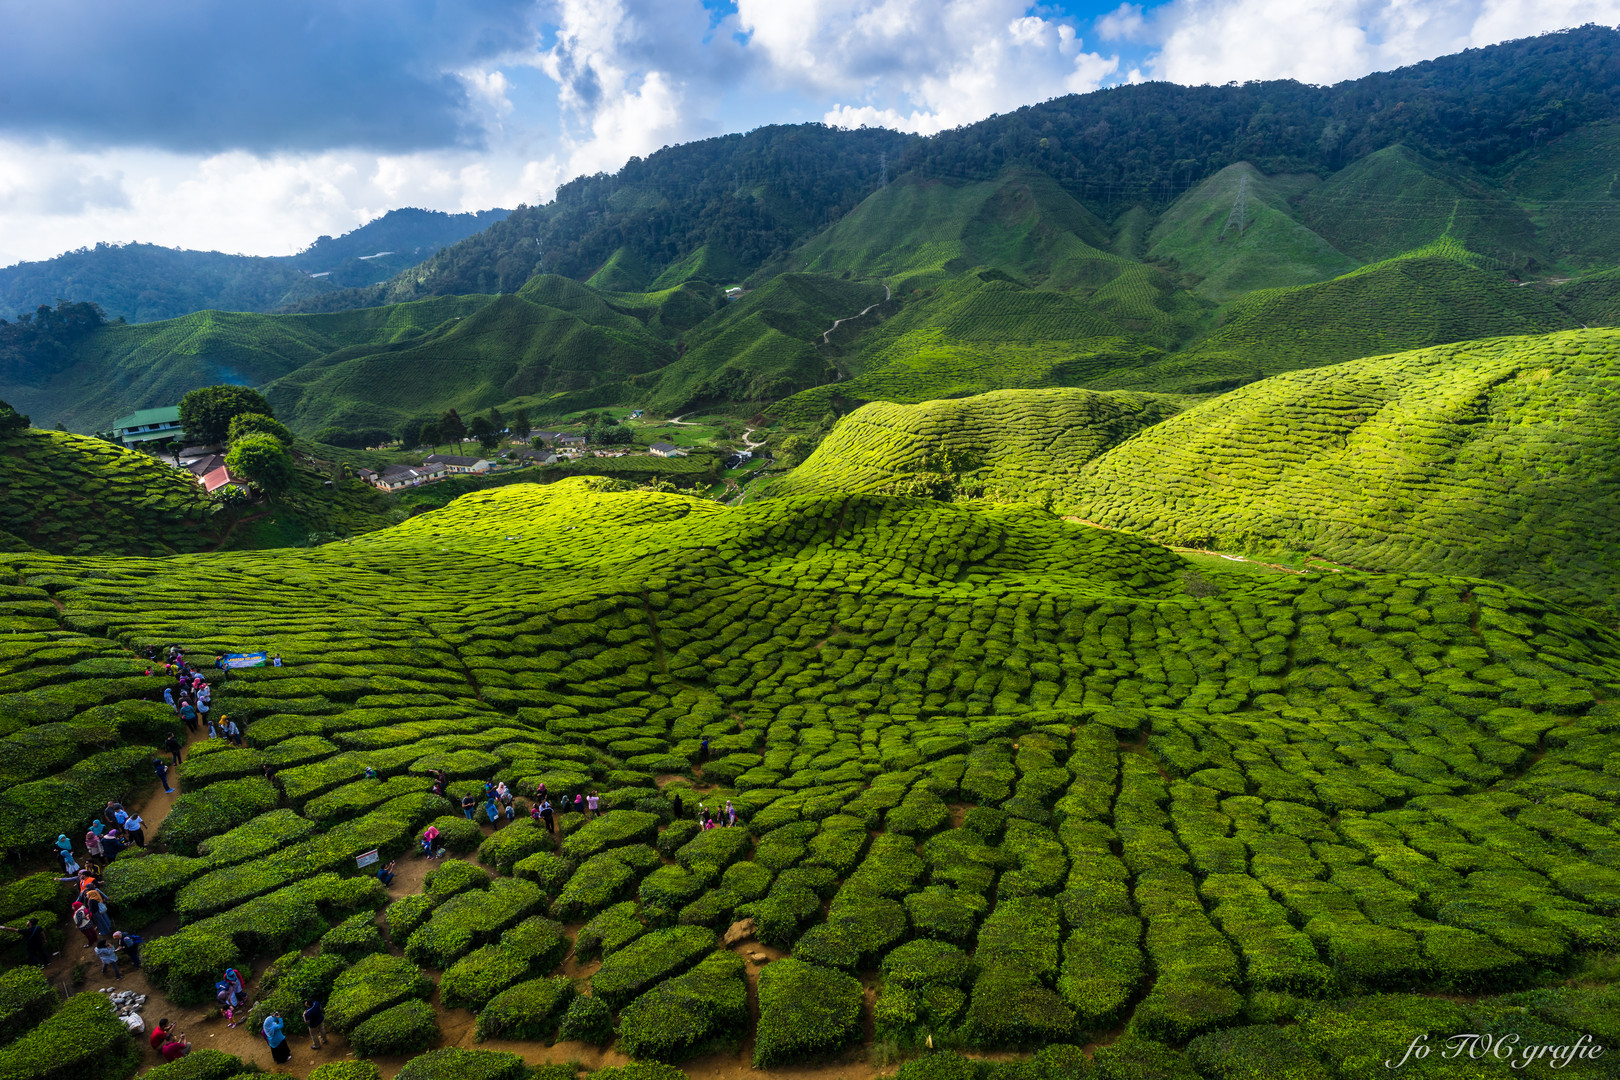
[292,124,918,309]
[15,28,1620,440]
[0,208,507,324]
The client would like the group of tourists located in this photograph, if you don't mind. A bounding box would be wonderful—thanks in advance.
[526,782,604,834]
[47,803,149,977]
[146,996,321,1065]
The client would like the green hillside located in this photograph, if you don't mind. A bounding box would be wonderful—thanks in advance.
[774,388,1182,499]
[1502,120,1620,269]
[1301,147,1545,270]
[0,427,226,555]
[1079,328,1620,619]
[4,295,496,433]
[644,274,886,415]
[0,480,1616,1078]
[1146,163,1358,300]
[784,328,1620,620]
[1099,240,1576,394]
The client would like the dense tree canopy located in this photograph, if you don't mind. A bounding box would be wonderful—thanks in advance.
[180,385,274,445]
[224,432,294,494]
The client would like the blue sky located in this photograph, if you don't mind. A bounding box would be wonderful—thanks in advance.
[1,0,1616,268]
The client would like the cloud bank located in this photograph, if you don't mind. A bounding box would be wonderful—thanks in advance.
[0,0,1616,268]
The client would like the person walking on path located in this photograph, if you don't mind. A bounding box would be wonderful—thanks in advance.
[71,903,96,949]
[540,799,555,833]
[264,1012,291,1064]
[178,701,197,732]
[84,824,104,863]
[223,717,242,746]
[461,793,477,820]
[124,813,145,847]
[164,733,182,765]
[94,939,121,979]
[699,736,710,763]
[0,919,52,966]
[224,966,247,1004]
[162,686,175,712]
[672,793,683,820]
[53,835,79,875]
[153,758,173,793]
[303,999,327,1050]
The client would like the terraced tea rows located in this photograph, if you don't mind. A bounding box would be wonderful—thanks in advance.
[1077,327,1620,621]
[0,480,1616,1078]
[0,428,226,555]
[784,327,1620,623]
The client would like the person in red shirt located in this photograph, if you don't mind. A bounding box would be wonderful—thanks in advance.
[149,1019,173,1052]
[161,1032,191,1061]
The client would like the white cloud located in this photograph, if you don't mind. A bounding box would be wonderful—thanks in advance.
[735,0,1119,134]
[536,0,732,179]
[1097,3,1148,42]
[0,141,551,267]
[1142,0,1620,86]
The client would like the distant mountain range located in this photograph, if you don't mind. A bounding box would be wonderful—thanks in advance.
[0,207,509,324]
[9,27,1620,441]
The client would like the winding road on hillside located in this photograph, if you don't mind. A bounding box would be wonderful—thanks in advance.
[821,283,891,344]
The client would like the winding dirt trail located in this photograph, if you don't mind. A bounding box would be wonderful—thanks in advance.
[820,284,891,345]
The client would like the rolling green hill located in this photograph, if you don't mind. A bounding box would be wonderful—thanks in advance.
[643,274,886,415]
[1501,120,1620,270]
[0,427,227,555]
[0,479,1616,1078]
[4,295,497,433]
[1097,240,1577,394]
[772,387,1182,498]
[1076,327,1620,619]
[794,329,1620,620]
[1301,146,1545,270]
[1146,163,1358,300]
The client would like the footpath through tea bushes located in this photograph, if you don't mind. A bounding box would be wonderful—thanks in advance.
[0,480,1616,1079]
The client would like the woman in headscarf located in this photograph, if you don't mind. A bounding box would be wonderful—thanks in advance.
[224,966,247,1005]
[54,836,78,875]
[84,824,104,862]
[71,902,97,949]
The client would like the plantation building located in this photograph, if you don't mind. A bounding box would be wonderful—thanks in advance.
[423,454,491,474]
[110,406,183,449]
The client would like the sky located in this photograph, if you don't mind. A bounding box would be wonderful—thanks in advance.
[1,0,1617,268]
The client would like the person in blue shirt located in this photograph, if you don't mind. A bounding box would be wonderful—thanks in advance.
[376,860,395,886]
[263,1011,291,1063]
[485,796,501,826]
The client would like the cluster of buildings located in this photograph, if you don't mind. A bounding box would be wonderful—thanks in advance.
[107,404,695,497]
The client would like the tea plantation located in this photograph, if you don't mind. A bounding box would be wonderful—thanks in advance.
[783,327,1620,624]
[0,428,225,555]
[0,479,1616,1079]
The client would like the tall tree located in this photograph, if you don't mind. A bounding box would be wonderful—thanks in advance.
[225,433,295,495]
[510,408,531,442]
[179,385,273,445]
[438,409,467,452]
[468,415,497,452]
[419,421,441,451]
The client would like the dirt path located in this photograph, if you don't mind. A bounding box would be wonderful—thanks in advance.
[820,285,891,345]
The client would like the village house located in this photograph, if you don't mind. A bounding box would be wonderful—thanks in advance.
[555,434,587,449]
[198,463,245,494]
[423,453,491,474]
[649,441,687,458]
[508,448,558,465]
[366,462,448,491]
[110,406,183,449]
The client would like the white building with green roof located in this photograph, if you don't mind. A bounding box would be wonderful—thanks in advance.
[110,406,183,448]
